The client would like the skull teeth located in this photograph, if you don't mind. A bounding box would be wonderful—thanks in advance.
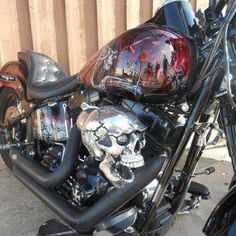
[115,168,134,183]
[120,159,144,168]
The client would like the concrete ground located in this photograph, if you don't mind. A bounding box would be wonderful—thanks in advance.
[0,139,233,236]
[167,140,233,236]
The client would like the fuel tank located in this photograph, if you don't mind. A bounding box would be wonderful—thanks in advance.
[80,25,191,103]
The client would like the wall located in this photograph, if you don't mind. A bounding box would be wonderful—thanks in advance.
[0,0,205,75]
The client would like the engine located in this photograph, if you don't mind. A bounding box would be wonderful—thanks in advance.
[61,163,108,206]
[29,88,187,207]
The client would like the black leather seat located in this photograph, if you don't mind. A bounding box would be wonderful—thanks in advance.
[18,51,79,101]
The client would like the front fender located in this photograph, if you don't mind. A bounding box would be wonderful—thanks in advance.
[0,61,27,99]
[203,184,236,235]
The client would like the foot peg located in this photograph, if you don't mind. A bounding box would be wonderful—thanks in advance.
[175,167,215,176]
[180,181,211,214]
[188,181,211,200]
[194,167,215,176]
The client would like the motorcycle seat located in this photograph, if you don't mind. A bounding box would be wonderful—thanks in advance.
[18,50,79,101]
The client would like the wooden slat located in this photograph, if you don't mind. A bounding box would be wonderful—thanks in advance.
[190,0,197,12]
[83,0,99,59]
[115,0,127,35]
[140,0,153,23]
[28,0,69,73]
[153,0,164,15]
[15,0,33,51]
[66,0,98,74]
[53,0,69,73]
[0,0,20,63]
[96,0,116,48]
[29,0,58,61]
[126,0,140,29]
[97,0,126,49]
[65,0,85,74]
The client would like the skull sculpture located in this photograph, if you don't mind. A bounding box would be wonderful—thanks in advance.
[77,105,146,188]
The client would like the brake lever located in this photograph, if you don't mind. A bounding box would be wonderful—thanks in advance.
[175,167,216,177]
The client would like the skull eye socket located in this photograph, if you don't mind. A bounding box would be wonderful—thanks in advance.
[134,142,140,153]
[117,134,129,145]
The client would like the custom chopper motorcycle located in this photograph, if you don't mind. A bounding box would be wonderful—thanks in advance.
[0,0,236,235]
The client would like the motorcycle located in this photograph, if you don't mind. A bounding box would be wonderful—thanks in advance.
[0,0,235,235]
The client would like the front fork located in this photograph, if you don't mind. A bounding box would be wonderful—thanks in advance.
[219,96,236,186]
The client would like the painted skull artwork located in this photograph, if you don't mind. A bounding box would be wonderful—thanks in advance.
[79,25,190,104]
[76,105,146,188]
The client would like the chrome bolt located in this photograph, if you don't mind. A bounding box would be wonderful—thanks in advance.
[180,102,189,112]
[29,151,35,156]
[125,227,135,234]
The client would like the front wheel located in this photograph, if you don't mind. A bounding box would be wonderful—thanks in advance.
[0,87,21,170]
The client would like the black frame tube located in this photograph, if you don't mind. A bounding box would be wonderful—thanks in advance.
[219,97,236,172]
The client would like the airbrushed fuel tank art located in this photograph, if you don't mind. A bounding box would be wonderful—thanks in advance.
[80,25,191,103]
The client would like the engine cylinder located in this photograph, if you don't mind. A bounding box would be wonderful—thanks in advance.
[31,102,71,142]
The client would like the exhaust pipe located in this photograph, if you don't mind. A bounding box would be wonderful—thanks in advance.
[13,152,166,233]
[10,126,81,188]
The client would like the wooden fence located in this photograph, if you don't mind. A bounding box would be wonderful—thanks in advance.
[0,0,208,75]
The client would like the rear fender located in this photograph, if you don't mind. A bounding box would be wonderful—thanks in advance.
[0,61,27,100]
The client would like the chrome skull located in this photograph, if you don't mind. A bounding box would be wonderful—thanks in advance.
[77,105,146,188]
